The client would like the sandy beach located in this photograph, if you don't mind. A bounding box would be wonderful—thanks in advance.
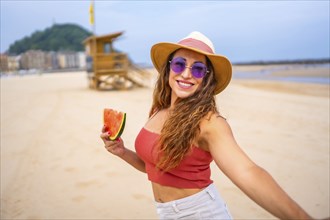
[1,66,329,219]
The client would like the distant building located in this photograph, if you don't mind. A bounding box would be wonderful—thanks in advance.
[0,54,8,72]
[8,55,20,72]
[20,50,47,70]
[57,51,85,69]
[65,51,78,69]
[1,50,86,73]
[45,51,59,70]
[77,52,86,69]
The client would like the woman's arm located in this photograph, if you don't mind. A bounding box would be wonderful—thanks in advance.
[117,145,146,173]
[201,114,312,219]
[100,127,146,173]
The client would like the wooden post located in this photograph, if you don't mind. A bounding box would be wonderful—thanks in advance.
[90,0,97,86]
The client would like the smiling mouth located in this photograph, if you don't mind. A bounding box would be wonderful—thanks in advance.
[176,80,194,88]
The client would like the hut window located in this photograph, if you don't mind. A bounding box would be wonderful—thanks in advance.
[104,43,111,54]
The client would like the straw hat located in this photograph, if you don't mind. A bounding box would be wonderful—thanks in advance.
[150,31,232,94]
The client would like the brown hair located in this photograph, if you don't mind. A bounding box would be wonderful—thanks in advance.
[149,51,219,171]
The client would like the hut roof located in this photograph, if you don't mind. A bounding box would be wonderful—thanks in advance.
[83,31,124,44]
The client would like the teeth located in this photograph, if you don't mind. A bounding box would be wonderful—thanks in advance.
[178,81,193,87]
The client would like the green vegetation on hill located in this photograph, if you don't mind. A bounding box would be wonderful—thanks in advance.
[8,23,92,55]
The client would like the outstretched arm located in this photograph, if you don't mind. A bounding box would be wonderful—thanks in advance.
[100,127,146,173]
[201,115,312,219]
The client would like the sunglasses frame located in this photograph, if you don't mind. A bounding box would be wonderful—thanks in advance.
[169,56,209,79]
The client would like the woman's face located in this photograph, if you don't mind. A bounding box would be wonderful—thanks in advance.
[168,49,207,102]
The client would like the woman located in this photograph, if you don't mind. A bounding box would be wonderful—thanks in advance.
[100,32,313,219]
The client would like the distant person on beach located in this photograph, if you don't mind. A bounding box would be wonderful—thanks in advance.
[101,31,314,219]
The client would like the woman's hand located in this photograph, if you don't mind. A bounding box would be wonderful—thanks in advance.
[100,125,126,157]
[100,125,146,173]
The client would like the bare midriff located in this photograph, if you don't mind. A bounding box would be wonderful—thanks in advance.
[152,182,204,203]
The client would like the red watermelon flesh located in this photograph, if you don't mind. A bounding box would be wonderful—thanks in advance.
[104,108,126,140]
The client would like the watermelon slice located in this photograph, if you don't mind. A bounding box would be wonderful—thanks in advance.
[103,108,126,141]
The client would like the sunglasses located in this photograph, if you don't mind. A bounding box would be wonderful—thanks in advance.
[169,57,209,79]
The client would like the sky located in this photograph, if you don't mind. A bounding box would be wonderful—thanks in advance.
[1,0,329,65]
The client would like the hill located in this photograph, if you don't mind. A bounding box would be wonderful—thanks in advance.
[7,23,92,55]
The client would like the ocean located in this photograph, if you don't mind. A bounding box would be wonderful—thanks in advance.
[233,63,329,84]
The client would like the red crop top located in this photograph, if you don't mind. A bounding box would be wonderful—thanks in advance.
[135,127,213,189]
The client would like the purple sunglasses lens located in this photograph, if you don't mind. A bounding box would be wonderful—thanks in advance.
[191,62,207,78]
[170,57,186,73]
[170,57,207,78]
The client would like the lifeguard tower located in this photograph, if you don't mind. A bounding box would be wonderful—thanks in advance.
[83,31,151,89]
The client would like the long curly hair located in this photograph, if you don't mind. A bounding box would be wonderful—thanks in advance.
[149,50,219,171]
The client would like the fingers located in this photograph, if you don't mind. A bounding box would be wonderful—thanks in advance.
[104,140,115,151]
[100,132,110,141]
[102,125,108,133]
[104,138,122,154]
[100,125,111,140]
[100,126,125,156]
[100,124,123,148]
[100,129,119,144]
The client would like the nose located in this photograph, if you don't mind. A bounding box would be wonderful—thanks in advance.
[180,66,192,79]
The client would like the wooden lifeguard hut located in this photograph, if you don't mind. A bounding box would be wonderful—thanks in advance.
[83,31,150,89]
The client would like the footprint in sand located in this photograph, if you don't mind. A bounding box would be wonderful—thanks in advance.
[75,179,99,188]
[72,195,86,203]
[132,193,152,202]
[64,166,77,173]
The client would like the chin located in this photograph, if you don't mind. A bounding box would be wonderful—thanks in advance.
[173,89,196,99]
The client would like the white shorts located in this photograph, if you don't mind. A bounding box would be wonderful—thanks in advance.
[155,183,232,220]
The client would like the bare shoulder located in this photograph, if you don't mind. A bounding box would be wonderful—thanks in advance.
[197,112,236,152]
[200,112,233,137]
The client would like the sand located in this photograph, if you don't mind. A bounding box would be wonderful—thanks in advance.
[1,67,329,219]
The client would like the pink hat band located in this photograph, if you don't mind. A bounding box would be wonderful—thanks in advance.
[178,38,214,54]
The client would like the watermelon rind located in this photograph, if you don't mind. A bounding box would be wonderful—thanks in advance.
[109,112,126,141]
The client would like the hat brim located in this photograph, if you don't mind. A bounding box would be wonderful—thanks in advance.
[151,42,232,94]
